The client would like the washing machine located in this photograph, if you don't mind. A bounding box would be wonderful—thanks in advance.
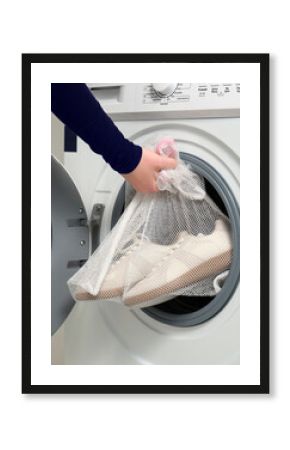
[51,83,240,365]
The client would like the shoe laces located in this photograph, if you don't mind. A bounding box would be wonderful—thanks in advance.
[142,235,186,276]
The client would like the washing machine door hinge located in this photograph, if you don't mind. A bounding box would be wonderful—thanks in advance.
[90,203,105,253]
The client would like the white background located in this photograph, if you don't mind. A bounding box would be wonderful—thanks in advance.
[0,1,286,449]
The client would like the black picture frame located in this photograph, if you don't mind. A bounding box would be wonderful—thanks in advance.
[22,53,269,394]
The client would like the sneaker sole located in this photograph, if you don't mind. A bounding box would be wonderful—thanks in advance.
[75,286,123,301]
[124,249,233,307]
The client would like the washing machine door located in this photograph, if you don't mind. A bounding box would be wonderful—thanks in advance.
[51,156,91,335]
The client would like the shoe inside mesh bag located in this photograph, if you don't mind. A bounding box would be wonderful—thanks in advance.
[68,137,233,308]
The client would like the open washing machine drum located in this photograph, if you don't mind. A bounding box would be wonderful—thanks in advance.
[111,152,240,327]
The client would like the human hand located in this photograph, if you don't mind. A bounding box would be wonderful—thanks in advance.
[121,148,177,193]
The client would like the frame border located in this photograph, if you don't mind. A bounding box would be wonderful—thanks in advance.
[22,53,269,394]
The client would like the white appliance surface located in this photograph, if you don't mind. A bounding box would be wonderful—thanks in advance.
[58,83,240,365]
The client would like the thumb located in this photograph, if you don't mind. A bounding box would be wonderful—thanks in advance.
[157,155,177,171]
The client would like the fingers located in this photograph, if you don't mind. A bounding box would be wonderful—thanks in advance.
[145,173,158,193]
[145,173,159,193]
[155,155,177,171]
[122,149,176,193]
[122,171,159,194]
[152,179,159,193]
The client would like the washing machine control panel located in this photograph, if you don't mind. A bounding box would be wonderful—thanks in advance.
[143,83,240,105]
[88,83,240,118]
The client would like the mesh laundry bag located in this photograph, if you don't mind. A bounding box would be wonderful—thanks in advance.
[68,137,233,309]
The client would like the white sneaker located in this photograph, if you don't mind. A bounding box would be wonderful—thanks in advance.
[124,219,233,307]
[75,231,189,301]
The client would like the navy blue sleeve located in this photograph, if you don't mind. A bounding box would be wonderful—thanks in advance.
[51,83,142,173]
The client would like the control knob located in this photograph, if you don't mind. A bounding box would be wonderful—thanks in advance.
[152,83,177,97]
